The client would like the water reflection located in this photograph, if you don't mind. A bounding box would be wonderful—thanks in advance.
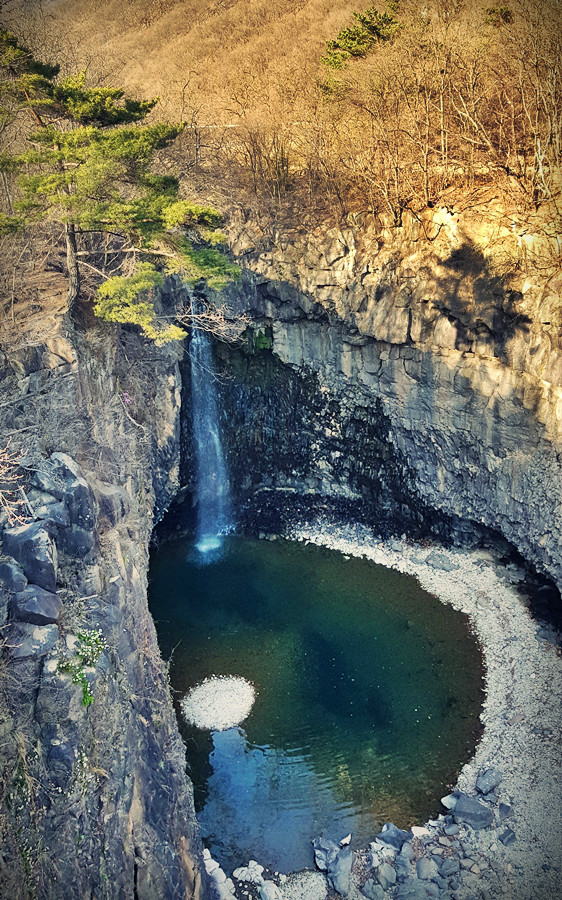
[199,727,361,872]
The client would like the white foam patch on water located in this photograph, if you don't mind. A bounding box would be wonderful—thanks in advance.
[180,676,256,731]
[196,535,223,554]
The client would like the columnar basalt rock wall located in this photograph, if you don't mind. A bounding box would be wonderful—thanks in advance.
[0,320,207,899]
[222,208,562,590]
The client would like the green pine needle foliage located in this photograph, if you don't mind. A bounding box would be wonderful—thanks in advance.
[322,4,401,68]
[94,263,187,345]
[1,35,239,344]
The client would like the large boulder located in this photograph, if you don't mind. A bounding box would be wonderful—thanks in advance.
[313,837,353,896]
[453,792,494,829]
[32,453,94,531]
[10,584,60,625]
[327,845,353,896]
[312,837,339,872]
[376,822,411,850]
[56,524,95,556]
[0,558,27,593]
[2,521,57,592]
[7,621,59,658]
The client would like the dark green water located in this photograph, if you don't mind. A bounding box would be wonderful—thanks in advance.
[148,536,484,873]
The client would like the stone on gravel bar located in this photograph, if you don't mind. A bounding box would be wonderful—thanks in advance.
[361,879,385,900]
[440,858,460,877]
[327,844,353,896]
[377,822,411,849]
[499,828,516,846]
[441,794,458,810]
[425,550,458,571]
[417,857,439,880]
[476,768,502,794]
[396,879,436,899]
[453,793,494,830]
[312,837,339,871]
[498,803,513,820]
[376,861,396,890]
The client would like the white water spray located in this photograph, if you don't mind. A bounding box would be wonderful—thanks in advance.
[189,323,231,557]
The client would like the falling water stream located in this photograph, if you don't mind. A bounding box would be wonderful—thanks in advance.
[151,328,485,873]
[189,323,231,555]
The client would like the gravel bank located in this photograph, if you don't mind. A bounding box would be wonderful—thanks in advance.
[203,521,561,900]
[281,520,562,900]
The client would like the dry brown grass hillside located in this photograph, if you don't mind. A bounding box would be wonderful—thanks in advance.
[3,0,561,235]
[4,0,356,121]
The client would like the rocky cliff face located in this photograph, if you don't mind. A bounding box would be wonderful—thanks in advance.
[0,314,207,899]
[1,199,560,898]
[218,203,562,590]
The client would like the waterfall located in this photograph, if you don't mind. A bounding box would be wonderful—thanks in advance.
[189,324,231,556]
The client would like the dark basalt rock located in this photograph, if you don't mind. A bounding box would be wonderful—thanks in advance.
[10,584,60,625]
[33,499,70,527]
[95,482,130,527]
[453,792,494,830]
[32,452,95,531]
[56,524,95,557]
[3,521,57,592]
[7,621,59,658]
[376,822,412,850]
[476,767,502,794]
[327,844,353,896]
[0,558,28,593]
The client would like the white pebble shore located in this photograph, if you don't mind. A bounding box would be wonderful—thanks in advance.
[280,520,562,899]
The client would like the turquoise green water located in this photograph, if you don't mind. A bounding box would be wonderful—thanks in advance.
[148,536,484,873]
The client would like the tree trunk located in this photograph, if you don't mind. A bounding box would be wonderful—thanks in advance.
[65,223,80,311]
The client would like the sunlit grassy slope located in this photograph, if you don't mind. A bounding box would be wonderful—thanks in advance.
[8,0,356,121]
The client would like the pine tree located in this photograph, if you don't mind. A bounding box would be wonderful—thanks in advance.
[0,30,238,344]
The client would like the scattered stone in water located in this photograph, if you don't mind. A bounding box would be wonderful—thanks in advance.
[476,767,502,794]
[202,850,236,898]
[180,676,256,731]
[233,860,265,883]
